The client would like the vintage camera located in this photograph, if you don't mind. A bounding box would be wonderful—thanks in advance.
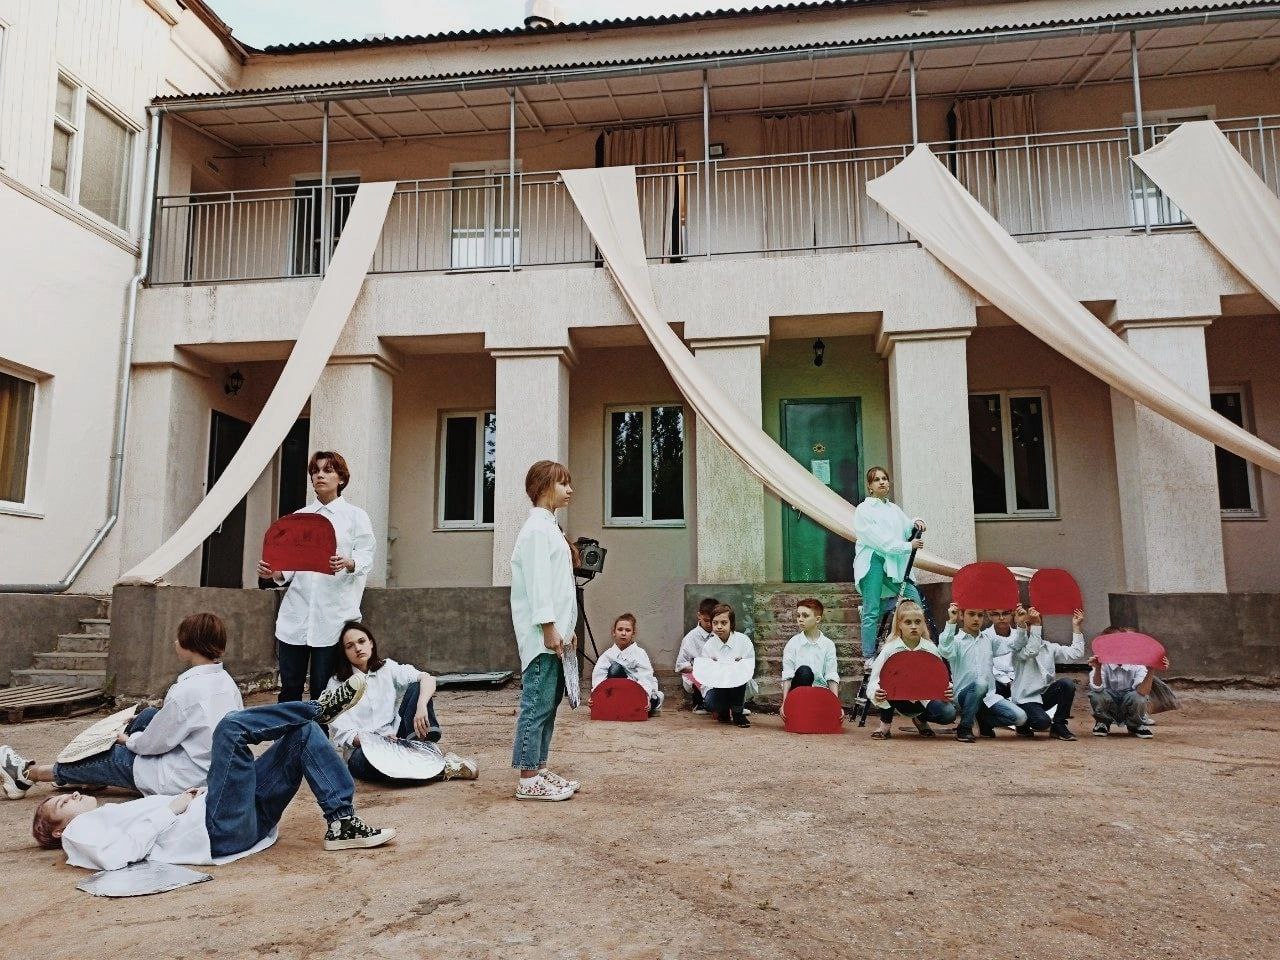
[573,537,607,580]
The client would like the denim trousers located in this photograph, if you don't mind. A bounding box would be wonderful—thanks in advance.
[52,706,159,790]
[511,652,565,771]
[1018,678,1078,731]
[953,681,991,731]
[1088,688,1147,728]
[878,698,957,725]
[977,696,1029,733]
[857,553,923,657]
[277,640,339,703]
[346,682,443,784]
[205,700,355,859]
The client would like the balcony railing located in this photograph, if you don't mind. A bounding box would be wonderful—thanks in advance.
[148,115,1279,285]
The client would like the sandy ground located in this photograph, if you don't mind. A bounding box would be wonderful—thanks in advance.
[0,686,1277,960]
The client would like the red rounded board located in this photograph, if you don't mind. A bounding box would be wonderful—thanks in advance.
[589,677,650,722]
[952,562,1019,611]
[1092,631,1167,668]
[878,650,951,702]
[1029,568,1083,616]
[262,513,338,575]
[783,686,844,734]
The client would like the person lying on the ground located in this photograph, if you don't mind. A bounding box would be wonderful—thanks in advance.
[1088,644,1169,740]
[675,597,718,713]
[938,604,1029,743]
[30,673,393,867]
[2,613,242,802]
[325,621,476,784]
[590,613,664,716]
[1008,607,1084,741]
[867,599,956,740]
[779,598,841,722]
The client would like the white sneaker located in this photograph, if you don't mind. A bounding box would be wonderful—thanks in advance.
[538,768,580,793]
[692,707,709,715]
[0,746,33,800]
[441,753,479,781]
[515,774,573,801]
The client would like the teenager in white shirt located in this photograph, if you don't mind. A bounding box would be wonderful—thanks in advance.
[257,451,376,703]
[865,600,956,740]
[510,460,580,802]
[779,598,841,722]
[2,614,242,801]
[674,596,718,712]
[590,613,664,715]
[1009,607,1085,741]
[853,466,927,659]
[700,603,755,728]
[29,674,392,863]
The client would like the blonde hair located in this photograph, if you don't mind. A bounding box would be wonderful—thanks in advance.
[887,600,931,643]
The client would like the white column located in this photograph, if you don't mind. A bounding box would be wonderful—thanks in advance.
[310,357,395,588]
[1109,318,1226,591]
[691,337,766,582]
[882,331,978,573]
[491,347,572,586]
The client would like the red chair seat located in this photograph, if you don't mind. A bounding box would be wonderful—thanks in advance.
[783,686,844,734]
[589,677,650,722]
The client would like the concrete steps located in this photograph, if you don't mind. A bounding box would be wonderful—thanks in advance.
[12,598,111,696]
[745,583,864,708]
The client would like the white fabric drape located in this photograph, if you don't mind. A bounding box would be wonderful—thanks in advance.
[121,181,396,584]
[865,145,1280,477]
[603,124,678,260]
[561,164,981,578]
[1132,120,1280,314]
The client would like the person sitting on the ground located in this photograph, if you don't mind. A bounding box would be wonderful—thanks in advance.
[2,613,242,802]
[1009,607,1084,741]
[324,621,477,784]
[30,673,393,866]
[675,597,718,713]
[700,603,755,728]
[938,604,1029,743]
[866,600,956,739]
[779,598,841,723]
[1088,642,1169,739]
[590,613,664,716]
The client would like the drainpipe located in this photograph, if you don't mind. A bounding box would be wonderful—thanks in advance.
[0,106,162,593]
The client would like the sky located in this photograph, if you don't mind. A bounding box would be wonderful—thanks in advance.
[205,1,777,48]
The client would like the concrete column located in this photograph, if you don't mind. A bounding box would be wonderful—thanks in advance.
[691,336,766,582]
[490,347,572,586]
[881,331,978,574]
[1109,318,1226,592]
[310,356,396,588]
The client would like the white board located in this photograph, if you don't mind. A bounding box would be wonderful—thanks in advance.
[57,706,138,764]
[359,734,447,781]
[692,656,755,690]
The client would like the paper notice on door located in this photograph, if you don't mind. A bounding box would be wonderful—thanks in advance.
[810,459,831,484]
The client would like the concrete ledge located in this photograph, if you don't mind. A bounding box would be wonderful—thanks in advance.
[0,594,102,685]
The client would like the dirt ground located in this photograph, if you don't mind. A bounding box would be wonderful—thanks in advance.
[0,686,1276,960]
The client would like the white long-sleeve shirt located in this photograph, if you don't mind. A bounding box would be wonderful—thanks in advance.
[674,625,712,673]
[591,643,661,699]
[61,793,275,872]
[700,631,757,695]
[1010,627,1084,704]
[939,623,1026,707]
[982,627,1016,687]
[510,507,578,673]
[781,632,840,686]
[1090,663,1148,694]
[325,659,426,756]
[274,496,376,648]
[125,664,243,796]
[867,636,947,707]
[852,496,915,585]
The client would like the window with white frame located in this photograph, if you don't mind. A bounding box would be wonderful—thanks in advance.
[606,404,686,525]
[968,390,1056,517]
[1211,387,1261,517]
[449,162,520,269]
[48,73,135,229]
[0,369,37,505]
[438,411,495,528]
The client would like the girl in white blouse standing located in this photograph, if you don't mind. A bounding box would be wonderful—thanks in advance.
[852,465,927,661]
[509,460,580,802]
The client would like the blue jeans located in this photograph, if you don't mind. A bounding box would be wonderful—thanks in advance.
[511,653,565,771]
[953,681,991,732]
[205,701,355,859]
[346,682,442,784]
[858,553,923,657]
[1019,678,1077,732]
[977,696,1028,733]
[879,699,957,725]
[52,706,159,790]
[278,640,339,703]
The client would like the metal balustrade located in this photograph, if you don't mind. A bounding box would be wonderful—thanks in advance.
[147,114,1280,285]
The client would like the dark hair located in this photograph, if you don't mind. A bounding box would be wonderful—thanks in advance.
[613,612,637,631]
[797,598,824,617]
[309,451,351,494]
[524,460,571,506]
[333,621,386,680]
[32,797,62,850]
[177,612,227,660]
[865,465,889,487]
[697,597,720,618]
[710,603,736,631]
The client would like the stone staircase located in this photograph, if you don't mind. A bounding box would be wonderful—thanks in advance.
[11,596,112,693]
[749,583,862,708]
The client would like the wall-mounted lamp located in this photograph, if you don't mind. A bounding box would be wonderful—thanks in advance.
[812,338,826,367]
[224,368,245,396]
[708,142,726,158]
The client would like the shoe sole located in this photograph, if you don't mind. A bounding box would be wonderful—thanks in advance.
[324,827,395,851]
[514,790,573,801]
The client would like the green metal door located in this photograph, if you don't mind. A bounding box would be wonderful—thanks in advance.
[781,398,861,583]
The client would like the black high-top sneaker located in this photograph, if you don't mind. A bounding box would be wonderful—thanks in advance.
[323,814,395,850]
[315,672,368,724]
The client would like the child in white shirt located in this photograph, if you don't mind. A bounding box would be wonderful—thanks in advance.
[1009,607,1085,741]
[938,604,1028,743]
[779,598,841,722]
[700,603,755,728]
[865,600,956,739]
[1088,629,1168,739]
[675,597,718,712]
[591,613,664,715]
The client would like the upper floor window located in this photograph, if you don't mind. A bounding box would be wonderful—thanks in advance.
[606,404,686,526]
[1126,106,1214,227]
[450,163,519,270]
[1211,387,1261,518]
[48,73,135,229]
[438,411,495,528]
[969,390,1057,518]
[0,369,36,506]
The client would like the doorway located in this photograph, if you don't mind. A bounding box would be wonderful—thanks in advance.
[200,411,252,588]
[780,398,862,583]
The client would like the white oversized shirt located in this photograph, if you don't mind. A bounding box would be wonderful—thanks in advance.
[125,664,243,796]
[325,659,425,756]
[781,631,840,686]
[274,496,376,648]
[700,631,757,695]
[61,793,275,871]
[591,643,661,699]
[867,636,947,707]
[983,626,1016,687]
[1010,627,1085,704]
[510,507,578,673]
[852,496,915,585]
[674,625,712,673]
[1090,663,1148,694]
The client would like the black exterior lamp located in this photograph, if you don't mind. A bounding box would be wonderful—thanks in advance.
[812,338,826,367]
[224,368,245,396]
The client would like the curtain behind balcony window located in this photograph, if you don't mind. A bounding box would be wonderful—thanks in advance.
[952,94,1038,233]
[603,124,677,259]
[0,372,35,504]
[760,109,855,253]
